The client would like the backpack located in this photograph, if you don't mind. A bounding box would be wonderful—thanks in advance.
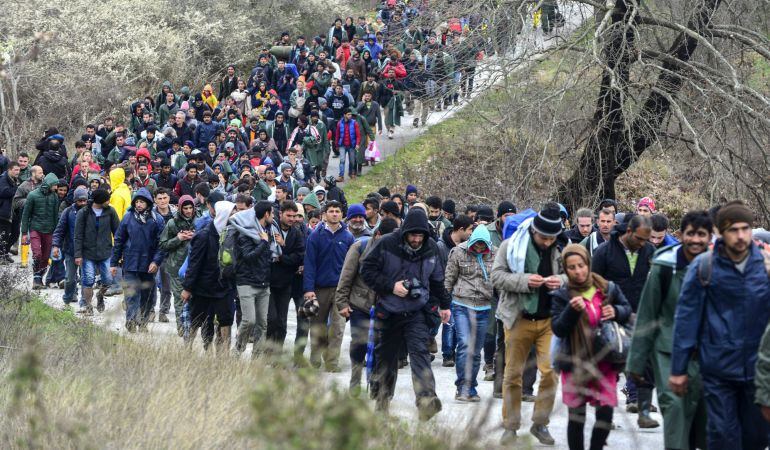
[502,208,538,240]
[218,226,239,279]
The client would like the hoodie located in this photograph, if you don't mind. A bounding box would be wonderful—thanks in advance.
[201,84,219,110]
[111,187,165,272]
[302,191,322,211]
[229,208,276,287]
[158,195,197,273]
[20,172,61,234]
[109,167,132,219]
[444,225,496,309]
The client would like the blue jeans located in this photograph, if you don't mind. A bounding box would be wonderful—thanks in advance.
[453,303,490,397]
[338,146,356,177]
[124,271,155,325]
[441,312,456,359]
[81,258,113,288]
[62,254,78,304]
[349,308,369,367]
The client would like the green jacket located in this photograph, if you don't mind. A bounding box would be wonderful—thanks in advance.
[251,178,272,201]
[158,213,196,274]
[756,323,770,406]
[20,173,60,234]
[486,221,505,248]
[307,120,328,168]
[627,244,684,375]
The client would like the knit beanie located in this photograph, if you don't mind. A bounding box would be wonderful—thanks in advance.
[496,201,516,218]
[442,199,456,216]
[73,186,88,201]
[346,203,366,220]
[92,189,110,205]
[716,201,754,233]
[532,206,563,237]
[405,184,418,196]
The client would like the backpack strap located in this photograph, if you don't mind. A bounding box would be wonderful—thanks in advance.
[697,250,714,287]
[356,236,371,256]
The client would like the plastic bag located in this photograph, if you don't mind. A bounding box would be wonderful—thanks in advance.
[365,141,382,162]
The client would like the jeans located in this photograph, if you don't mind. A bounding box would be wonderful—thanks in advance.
[349,308,370,367]
[81,258,113,288]
[45,259,65,285]
[62,254,78,304]
[441,313,456,359]
[236,284,270,355]
[123,271,155,325]
[29,230,52,278]
[453,304,490,397]
[338,146,356,177]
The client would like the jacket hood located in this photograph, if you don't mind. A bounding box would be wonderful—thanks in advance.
[109,168,125,191]
[203,84,214,94]
[302,192,321,210]
[177,194,195,208]
[162,80,173,90]
[40,172,59,192]
[467,224,492,251]
[136,147,152,161]
[229,208,262,240]
[652,243,680,269]
[131,187,154,208]
[214,201,236,233]
[400,208,430,238]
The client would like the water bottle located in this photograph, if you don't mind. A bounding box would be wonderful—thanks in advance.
[181,302,191,340]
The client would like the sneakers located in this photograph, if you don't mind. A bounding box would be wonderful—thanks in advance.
[483,363,494,381]
[522,393,536,402]
[428,337,438,354]
[626,402,639,413]
[530,424,555,445]
[493,391,503,399]
[159,313,169,323]
[57,280,65,289]
[455,392,480,403]
[637,414,660,429]
[126,321,137,333]
[442,357,455,367]
[78,306,94,316]
[32,278,44,290]
[500,430,517,445]
[417,396,442,421]
[148,311,156,323]
[387,130,394,140]
[413,118,419,127]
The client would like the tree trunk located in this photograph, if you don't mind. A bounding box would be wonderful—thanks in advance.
[557,0,722,212]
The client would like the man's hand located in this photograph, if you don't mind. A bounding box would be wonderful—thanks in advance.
[181,289,191,303]
[669,374,689,397]
[393,280,409,298]
[110,266,118,277]
[274,232,284,246]
[527,274,544,289]
[51,247,60,259]
[260,231,269,241]
[439,309,451,324]
[148,262,159,274]
[340,306,352,318]
[75,258,82,266]
[569,296,586,312]
[629,372,646,384]
[544,276,562,290]
[21,234,29,246]
[762,406,770,423]
[601,305,616,320]
[177,230,193,241]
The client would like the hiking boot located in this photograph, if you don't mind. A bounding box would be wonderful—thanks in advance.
[428,337,438,354]
[626,402,639,413]
[637,414,660,429]
[138,323,149,333]
[398,358,408,369]
[522,393,536,402]
[159,313,169,323]
[126,321,137,333]
[650,404,658,413]
[78,305,94,316]
[57,280,65,289]
[336,176,344,183]
[530,424,555,445]
[375,397,390,415]
[442,357,455,367]
[413,118,419,127]
[493,391,503,399]
[96,286,107,312]
[387,130,393,140]
[455,391,471,402]
[417,396,442,421]
[484,364,495,381]
[9,244,18,255]
[500,430,517,445]
[32,278,44,290]
[0,254,14,264]
[148,311,156,323]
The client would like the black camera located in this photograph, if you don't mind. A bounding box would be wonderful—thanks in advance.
[301,298,320,318]
[402,278,424,300]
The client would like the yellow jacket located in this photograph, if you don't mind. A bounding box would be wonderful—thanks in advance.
[109,168,132,220]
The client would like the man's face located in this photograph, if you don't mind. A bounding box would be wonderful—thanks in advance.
[681,225,711,260]
[175,114,185,126]
[532,231,557,250]
[166,93,175,103]
[326,207,342,224]
[162,165,171,175]
[597,212,615,235]
[406,192,417,204]
[282,167,292,179]
[86,127,96,137]
[265,170,275,181]
[577,217,593,237]
[365,204,378,220]
[722,222,752,256]
[155,193,169,209]
[56,186,67,199]
[104,120,114,130]
[227,66,235,76]
[90,180,100,190]
[276,115,284,124]
[138,166,148,177]
[348,215,365,231]
[649,230,666,247]
[7,165,20,178]
[134,199,148,213]
[428,206,441,220]
[406,232,425,249]
[637,205,652,217]
[363,93,371,102]
[187,168,198,179]
[625,226,652,251]
[276,189,286,201]
[228,131,237,141]
[281,210,297,227]
[75,197,88,208]
[116,136,125,146]
[32,168,44,181]
[17,156,28,169]
[181,203,195,218]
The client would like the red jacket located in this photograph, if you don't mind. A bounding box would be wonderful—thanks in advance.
[335,44,352,71]
[382,61,407,80]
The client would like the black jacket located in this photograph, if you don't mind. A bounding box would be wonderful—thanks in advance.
[74,203,120,261]
[0,171,20,222]
[183,220,232,298]
[235,230,271,288]
[591,231,655,311]
[38,150,69,180]
[270,223,305,288]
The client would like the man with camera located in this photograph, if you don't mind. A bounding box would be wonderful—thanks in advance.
[360,208,452,421]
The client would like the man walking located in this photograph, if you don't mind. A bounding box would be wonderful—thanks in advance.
[20,173,61,289]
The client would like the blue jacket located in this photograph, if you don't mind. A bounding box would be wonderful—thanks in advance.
[111,188,165,272]
[52,203,81,256]
[303,221,354,292]
[194,120,222,150]
[671,241,770,381]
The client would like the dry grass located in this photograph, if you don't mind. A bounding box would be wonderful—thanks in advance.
[0,295,483,450]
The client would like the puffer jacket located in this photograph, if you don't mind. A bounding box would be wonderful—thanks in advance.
[109,167,132,220]
[20,173,60,234]
[111,188,165,272]
[335,237,378,314]
[444,226,496,309]
[74,202,120,261]
[158,195,196,274]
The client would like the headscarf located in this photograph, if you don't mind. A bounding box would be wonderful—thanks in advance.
[213,201,235,233]
[562,244,608,295]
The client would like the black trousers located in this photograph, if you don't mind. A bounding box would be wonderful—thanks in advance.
[370,307,437,404]
[0,215,20,256]
[292,274,310,355]
[267,284,293,347]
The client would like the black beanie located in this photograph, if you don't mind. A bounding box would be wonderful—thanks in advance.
[532,206,563,237]
[442,199,456,215]
[497,201,517,218]
[92,189,110,205]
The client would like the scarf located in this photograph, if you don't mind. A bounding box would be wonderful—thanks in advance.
[133,208,152,224]
[561,243,610,385]
[505,217,533,274]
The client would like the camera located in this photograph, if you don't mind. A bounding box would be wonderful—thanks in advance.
[402,278,424,300]
[301,298,320,318]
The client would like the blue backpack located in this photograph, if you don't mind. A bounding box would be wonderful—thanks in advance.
[502,209,538,240]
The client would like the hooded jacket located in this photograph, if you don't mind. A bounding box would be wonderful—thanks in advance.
[592,231,656,311]
[229,208,274,288]
[0,170,20,222]
[335,236,378,313]
[303,221,354,292]
[194,119,222,150]
[360,209,451,313]
[20,173,60,234]
[444,226,496,308]
[74,201,120,261]
[51,201,85,256]
[182,203,234,299]
[38,149,69,180]
[270,221,305,288]
[109,168,132,219]
[111,188,165,272]
[158,195,196,274]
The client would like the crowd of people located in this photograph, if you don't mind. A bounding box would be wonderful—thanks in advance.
[3,2,770,450]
